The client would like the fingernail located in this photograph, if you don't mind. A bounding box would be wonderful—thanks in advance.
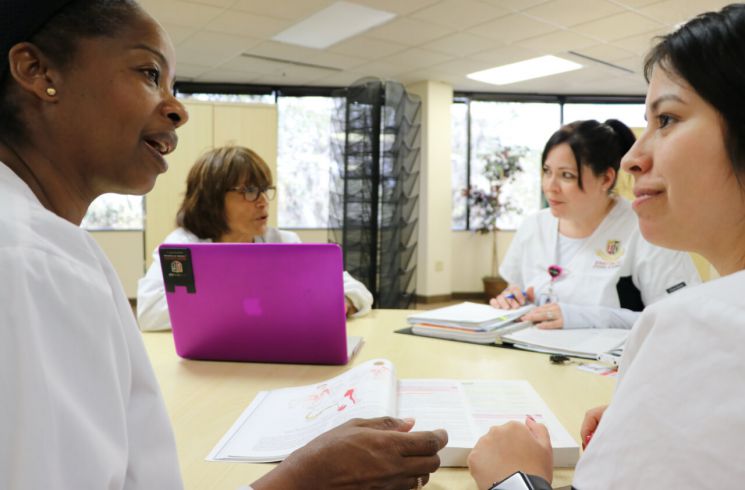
[526,414,535,422]
[403,417,416,424]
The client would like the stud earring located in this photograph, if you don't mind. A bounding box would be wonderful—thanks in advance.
[46,87,57,96]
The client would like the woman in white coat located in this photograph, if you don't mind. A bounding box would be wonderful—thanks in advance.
[0,2,444,489]
[469,4,745,489]
[137,145,374,331]
[492,119,700,329]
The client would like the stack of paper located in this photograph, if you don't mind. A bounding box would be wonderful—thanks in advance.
[407,302,533,344]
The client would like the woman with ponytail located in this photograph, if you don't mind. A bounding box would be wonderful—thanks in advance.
[492,119,699,329]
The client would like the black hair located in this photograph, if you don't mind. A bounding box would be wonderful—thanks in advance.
[541,118,636,191]
[644,3,745,184]
[0,0,143,141]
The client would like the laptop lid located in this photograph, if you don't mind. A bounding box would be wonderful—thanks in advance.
[159,243,356,365]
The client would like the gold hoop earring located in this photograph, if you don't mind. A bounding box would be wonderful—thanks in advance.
[46,87,57,96]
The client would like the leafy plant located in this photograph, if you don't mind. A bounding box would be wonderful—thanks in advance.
[466,145,526,278]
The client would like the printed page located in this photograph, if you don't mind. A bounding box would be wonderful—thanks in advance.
[208,359,397,462]
[397,380,579,467]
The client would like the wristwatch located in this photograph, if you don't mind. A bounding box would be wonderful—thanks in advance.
[488,471,553,490]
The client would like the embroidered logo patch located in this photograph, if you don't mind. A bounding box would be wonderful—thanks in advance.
[594,239,625,268]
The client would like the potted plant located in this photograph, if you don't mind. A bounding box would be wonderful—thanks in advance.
[466,145,526,301]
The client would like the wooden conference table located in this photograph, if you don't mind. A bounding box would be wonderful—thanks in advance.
[142,309,615,490]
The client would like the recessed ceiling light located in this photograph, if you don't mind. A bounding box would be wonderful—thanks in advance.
[467,55,583,86]
[272,1,395,49]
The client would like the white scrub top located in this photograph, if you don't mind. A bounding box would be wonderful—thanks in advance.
[500,197,700,328]
[0,162,183,489]
[137,227,374,331]
[574,270,745,488]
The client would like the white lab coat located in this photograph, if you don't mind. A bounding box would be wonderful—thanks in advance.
[0,162,182,489]
[499,198,700,328]
[574,269,745,488]
[137,227,374,331]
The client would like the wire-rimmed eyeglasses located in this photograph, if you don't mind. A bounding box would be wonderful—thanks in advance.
[228,185,276,202]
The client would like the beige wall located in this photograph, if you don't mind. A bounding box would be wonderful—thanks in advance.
[407,81,454,297]
[144,101,278,266]
[89,230,144,298]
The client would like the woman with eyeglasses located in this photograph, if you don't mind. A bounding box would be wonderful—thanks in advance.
[491,119,700,329]
[137,145,373,331]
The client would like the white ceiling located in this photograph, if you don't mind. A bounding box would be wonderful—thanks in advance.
[139,0,732,95]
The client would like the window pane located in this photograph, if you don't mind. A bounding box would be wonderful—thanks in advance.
[82,194,144,230]
[469,101,561,230]
[563,103,646,128]
[451,102,468,230]
[277,96,335,228]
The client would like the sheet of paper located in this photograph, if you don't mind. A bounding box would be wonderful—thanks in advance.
[396,379,579,467]
[208,359,396,462]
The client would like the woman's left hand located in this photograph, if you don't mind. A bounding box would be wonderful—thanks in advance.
[522,304,563,329]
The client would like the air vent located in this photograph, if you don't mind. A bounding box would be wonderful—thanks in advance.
[240,53,342,72]
[567,51,634,74]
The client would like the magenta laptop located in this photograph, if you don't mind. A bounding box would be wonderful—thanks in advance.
[158,243,362,365]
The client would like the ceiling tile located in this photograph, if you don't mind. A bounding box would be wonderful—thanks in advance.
[307,70,375,87]
[365,17,455,46]
[161,22,198,45]
[411,0,510,30]
[523,0,625,28]
[430,58,494,76]
[231,0,334,21]
[174,62,213,79]
[611,56,645,74]
[141,0,223,28]
[569,43,635,62]
[469,13,557,43]
[480,0,552,12]
[516,29,598,53]
[351,0,440,15]
[194,68,263,83]
[638,0,731,26]
[204,10,290,38]
[307,51,367,70]
[611,27,669,56]
[216,56,291,75]
[381,48,454,70]
[422,32,501,57]
[573,11,663,42]
[328,36,408,60]
[611,0,665,9]
[177,31,260,66]
[244,41,323,64]
[181,0,234,6]
[350,60,407,79]
[468,45,542,65]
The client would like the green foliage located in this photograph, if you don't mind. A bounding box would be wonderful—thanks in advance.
[467,145,526,234]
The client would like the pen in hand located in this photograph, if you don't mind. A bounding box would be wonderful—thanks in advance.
[504,290,528,301]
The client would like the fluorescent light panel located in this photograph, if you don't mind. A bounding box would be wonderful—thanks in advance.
[273,1,395,49]
[467,55,583,86]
